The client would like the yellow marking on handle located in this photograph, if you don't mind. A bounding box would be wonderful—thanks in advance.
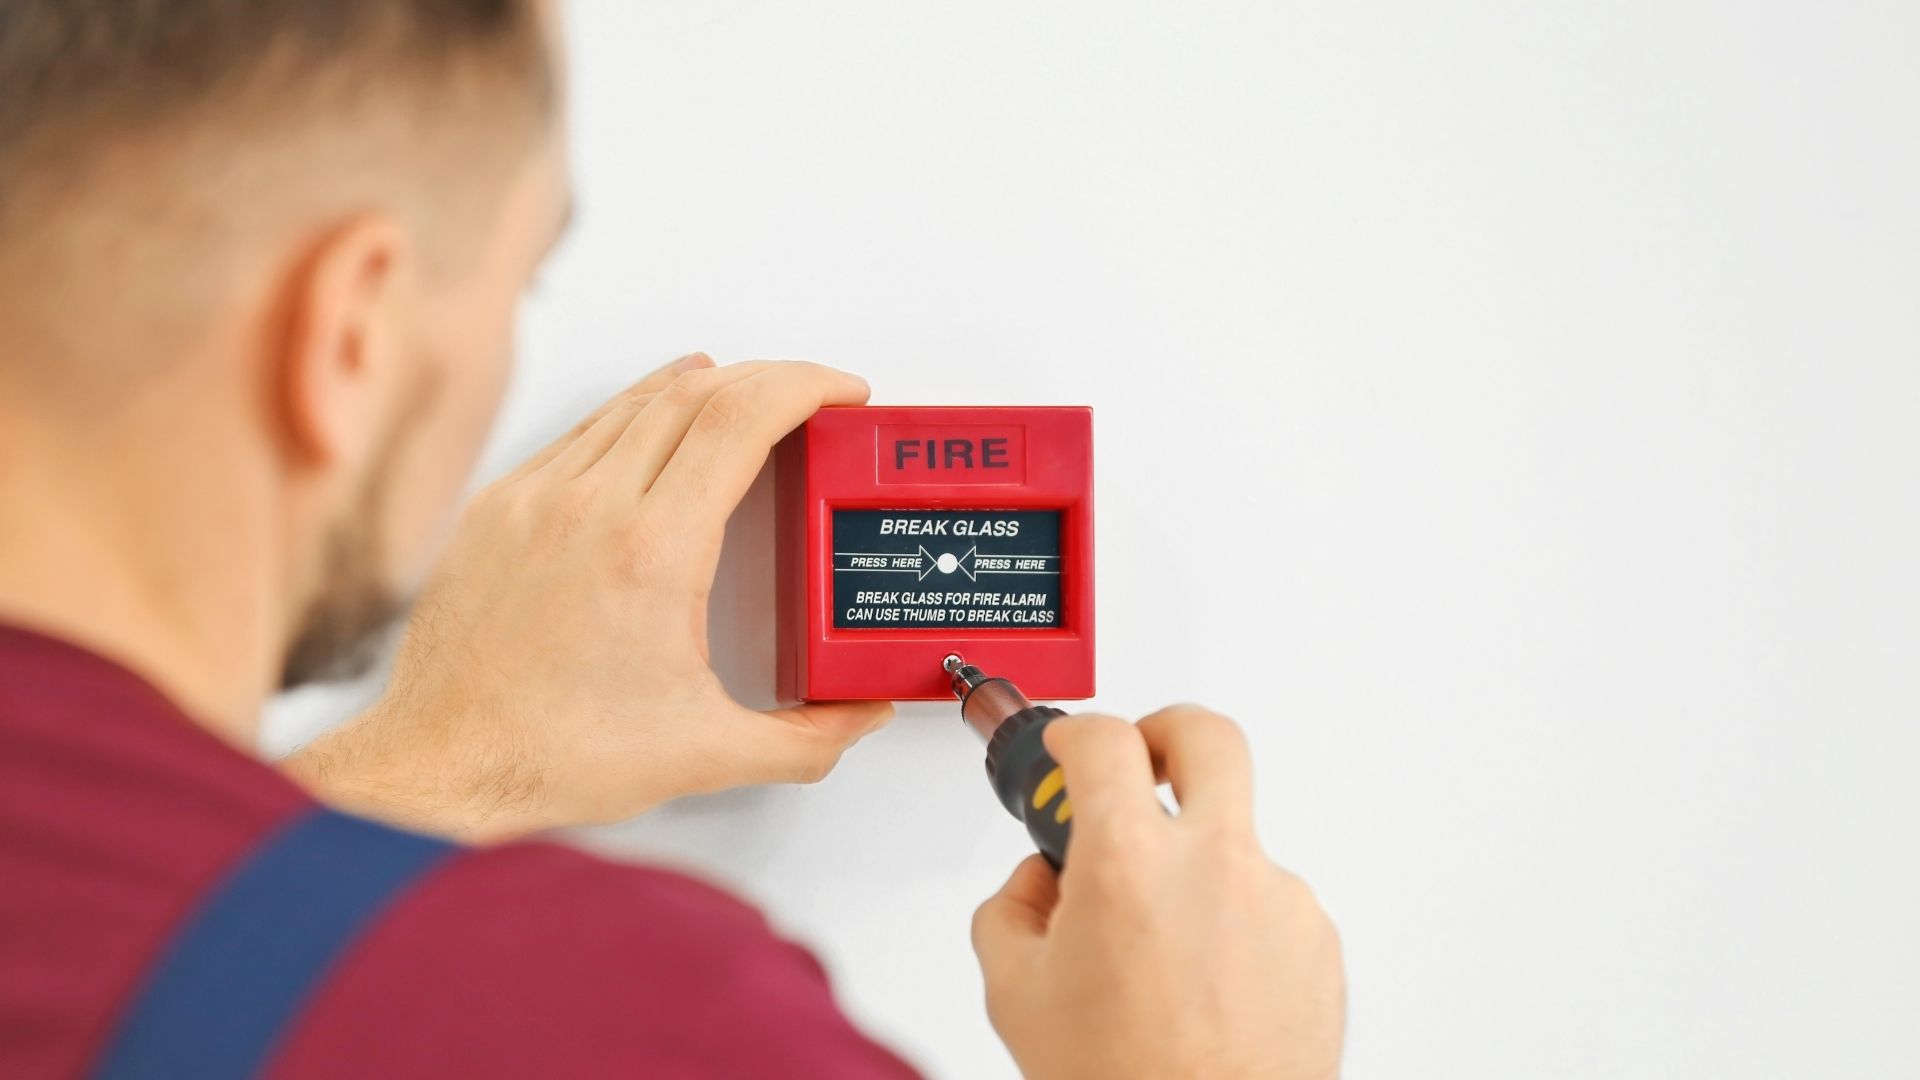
[1031,766,1066,811]
[1054,797,1074,825]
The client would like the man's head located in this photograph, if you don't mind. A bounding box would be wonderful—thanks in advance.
[0,0,570,690]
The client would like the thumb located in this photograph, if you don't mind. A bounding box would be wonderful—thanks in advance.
[743,700,895,784]
[764,699,898,730]
[972,855,1058,987]
[766,699,896,740]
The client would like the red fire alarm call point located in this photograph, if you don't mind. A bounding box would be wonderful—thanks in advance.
[777,406,1095,702]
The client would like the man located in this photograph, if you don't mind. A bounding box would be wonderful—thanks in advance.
[0,1,1345,1077]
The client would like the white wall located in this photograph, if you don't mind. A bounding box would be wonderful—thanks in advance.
[268,2,1920,1076]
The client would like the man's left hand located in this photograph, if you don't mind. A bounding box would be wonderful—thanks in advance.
[285,354,892,841]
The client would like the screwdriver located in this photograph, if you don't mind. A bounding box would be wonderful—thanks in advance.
[944,655,1073,867]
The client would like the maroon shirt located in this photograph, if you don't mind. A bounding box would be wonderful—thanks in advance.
[0,625,921,1078]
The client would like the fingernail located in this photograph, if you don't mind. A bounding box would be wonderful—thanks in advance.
[673,352,713,371]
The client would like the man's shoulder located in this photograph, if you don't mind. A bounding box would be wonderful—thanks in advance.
[318,834,806,1006]
[268,834,918,1079]
[381,839,790,969]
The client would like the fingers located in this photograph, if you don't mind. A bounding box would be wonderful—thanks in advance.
[1042,715,1163,835]
[512,352,713,479]
[1135,705,1255,830]
[645,353,716,388]
[540,393,655,480]
[643,362,871,536]
[590,361,784,495]
[972,855,1059,985]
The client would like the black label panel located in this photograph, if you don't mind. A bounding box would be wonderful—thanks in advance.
[832,509,1064,630]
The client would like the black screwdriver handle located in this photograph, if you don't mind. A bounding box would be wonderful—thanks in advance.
[987,706,1073,868]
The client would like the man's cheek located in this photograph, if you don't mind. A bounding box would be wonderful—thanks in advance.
[438,311,515,475]
[452,357,510,493]
[475,336,516,445]
[386,383,493,586]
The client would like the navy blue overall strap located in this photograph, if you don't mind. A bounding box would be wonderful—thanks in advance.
[91,808,458,1080]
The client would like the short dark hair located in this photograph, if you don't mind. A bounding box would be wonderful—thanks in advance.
[0,0,551,222]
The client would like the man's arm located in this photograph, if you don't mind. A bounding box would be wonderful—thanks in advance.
[284,356,892,841]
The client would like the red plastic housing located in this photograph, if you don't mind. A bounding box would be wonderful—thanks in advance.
[777,406,1095,702]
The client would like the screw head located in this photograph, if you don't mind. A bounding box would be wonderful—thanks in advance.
[941,653,964,673]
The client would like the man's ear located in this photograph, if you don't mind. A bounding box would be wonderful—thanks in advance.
[274,216,409,467]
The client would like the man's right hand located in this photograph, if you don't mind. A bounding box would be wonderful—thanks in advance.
[972,707,1346,1080]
